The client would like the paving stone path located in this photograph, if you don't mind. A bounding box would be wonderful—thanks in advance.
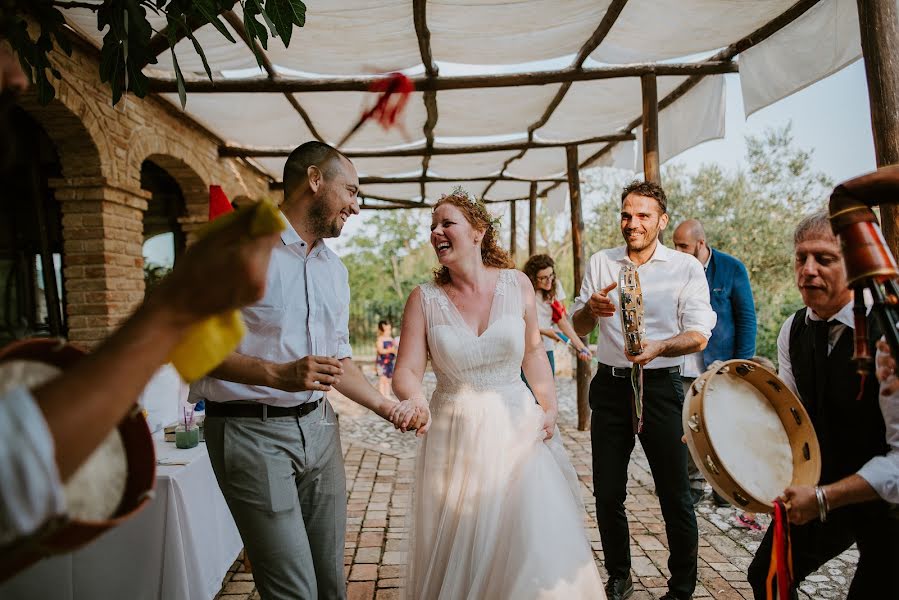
[214,371,855,600]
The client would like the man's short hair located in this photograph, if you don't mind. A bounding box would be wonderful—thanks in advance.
[283,141,347,198]
[621,180,667,214]
[793,210,836,246]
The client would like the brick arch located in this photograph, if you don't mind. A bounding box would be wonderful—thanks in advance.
[126,131,210,217]
[16,85,108,179]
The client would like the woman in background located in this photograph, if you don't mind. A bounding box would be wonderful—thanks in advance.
[521,254,592,378]
[375,320,397,397]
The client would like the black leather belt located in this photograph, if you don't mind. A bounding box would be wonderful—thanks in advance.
[598,363,680,378]
[206,398,323,419]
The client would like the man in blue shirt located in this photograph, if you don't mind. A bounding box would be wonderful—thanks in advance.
[673,219,757,506]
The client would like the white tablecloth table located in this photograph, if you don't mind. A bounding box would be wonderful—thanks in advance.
[0,435,242,600]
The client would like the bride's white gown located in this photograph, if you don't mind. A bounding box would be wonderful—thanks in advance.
[405,270,606,599]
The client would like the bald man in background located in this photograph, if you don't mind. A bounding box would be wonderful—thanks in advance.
[673,219,757,507]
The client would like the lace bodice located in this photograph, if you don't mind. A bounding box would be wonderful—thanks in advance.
[418,269,525,393]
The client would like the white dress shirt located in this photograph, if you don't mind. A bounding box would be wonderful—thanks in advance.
[0,386,64,545]
[683,253,713,378]
[777,301,899,504]
[192,219,352,407]
[572,242,716,369]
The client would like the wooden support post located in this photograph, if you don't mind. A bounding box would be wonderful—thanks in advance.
[641,73,661,185]
[857,0,899,258]
[528,182,538,257]
[510,199,518,263]
[566,145,591,431]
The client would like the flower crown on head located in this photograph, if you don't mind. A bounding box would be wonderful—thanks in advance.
[442,186,501,229]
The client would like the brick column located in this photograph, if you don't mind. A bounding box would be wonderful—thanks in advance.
[49,177,150,347]
[177,214,209,247]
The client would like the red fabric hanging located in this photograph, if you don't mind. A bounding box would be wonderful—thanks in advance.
[337,73,415,147]
[766,500,794,599]
[550,300,567,324]
[209,185,233,221]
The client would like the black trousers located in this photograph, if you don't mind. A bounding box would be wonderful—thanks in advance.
[747,502,899,599]
[590,365,698,598]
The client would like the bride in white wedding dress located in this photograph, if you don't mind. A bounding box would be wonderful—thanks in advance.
[389,189,606,600]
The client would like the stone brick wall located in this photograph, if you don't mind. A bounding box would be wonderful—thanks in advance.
[16,31,282,346]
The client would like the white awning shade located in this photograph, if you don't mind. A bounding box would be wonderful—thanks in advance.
[61,0,864,202]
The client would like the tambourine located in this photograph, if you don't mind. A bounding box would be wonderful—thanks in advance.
[618,264,645,356]
[682,359,821,513]
[0,338,156,581]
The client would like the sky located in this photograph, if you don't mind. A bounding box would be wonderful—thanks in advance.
[143,59,878,266]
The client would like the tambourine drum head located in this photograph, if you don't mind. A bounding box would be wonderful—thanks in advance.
[703,372,793,505]
[684,360,821,514]
[0,338,155,556]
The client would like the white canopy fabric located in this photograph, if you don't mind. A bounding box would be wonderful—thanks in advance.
[60,0,860,203]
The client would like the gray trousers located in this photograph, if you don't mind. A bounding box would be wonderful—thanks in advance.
[205,400,347,600]
[680,377,705,492]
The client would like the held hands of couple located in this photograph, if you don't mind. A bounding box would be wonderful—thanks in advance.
[389,395,431,437]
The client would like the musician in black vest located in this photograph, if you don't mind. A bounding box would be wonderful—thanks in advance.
[747,211,899,599]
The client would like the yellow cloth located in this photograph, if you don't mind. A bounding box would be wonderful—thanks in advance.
[169,200,286,382]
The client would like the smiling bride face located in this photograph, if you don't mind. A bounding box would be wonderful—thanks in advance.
[430,202,483,267]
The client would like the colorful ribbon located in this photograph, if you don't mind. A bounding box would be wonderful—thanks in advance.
[766,499,794,600]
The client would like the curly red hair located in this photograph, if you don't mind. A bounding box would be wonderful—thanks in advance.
[432,192,514,285]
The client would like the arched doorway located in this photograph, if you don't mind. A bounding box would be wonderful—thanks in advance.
[0,107,66,343]
[140,160,186,291]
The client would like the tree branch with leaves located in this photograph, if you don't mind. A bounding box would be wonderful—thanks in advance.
[2,0,306,106]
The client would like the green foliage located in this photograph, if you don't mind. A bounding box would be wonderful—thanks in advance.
[342,210,434,353]
[4,0,306,107]
[143,260,171,291]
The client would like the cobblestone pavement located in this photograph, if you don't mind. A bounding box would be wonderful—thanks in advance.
[215,370,856,600]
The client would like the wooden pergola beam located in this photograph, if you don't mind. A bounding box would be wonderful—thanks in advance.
[147,61,738,94]
[221,11,325,143]
[566,145,590,431]
[359,174,565,184]
[528,181,538,256]
[540,0,824,196]
[270,175,562,190]
[857,0,899,258]
[641,74,660,184]
[220,133,636,158]
[483,0,629,198]
[413,0,439,203]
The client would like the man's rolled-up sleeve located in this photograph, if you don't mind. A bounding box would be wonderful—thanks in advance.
[679,260,716,339]
[857,377,899,504]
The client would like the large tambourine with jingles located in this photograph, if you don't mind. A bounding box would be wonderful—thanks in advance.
[0,338,156,581]
[682,359,821,514]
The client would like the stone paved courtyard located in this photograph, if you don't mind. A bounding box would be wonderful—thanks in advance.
[214,371,856,600]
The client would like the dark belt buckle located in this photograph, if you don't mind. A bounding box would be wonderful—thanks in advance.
[611,366,631,378]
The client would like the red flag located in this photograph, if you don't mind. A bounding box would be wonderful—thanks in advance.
[209,185,233,221]
[336,73,414,147]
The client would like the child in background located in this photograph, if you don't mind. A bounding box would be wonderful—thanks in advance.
[375,320,397,397]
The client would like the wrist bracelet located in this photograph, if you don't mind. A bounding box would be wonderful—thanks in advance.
[815,486,828,522]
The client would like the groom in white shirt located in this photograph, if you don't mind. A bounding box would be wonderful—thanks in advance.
[572,180,715,600]
[192,142,407,600]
